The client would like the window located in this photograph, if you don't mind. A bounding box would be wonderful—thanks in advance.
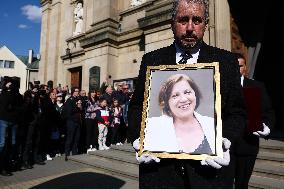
[0,60,4,68]
[0,60,15,69]
[89,66,100,91]
[5,60,15,68]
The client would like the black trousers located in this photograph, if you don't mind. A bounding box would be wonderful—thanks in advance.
[139,155,236,189]
[111,125,121,144]
[234,155,256,189]
[65,120,80,156]
[85,119,98,149]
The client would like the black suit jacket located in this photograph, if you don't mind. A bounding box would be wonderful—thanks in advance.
[128,42,246,144]
[235,77,275,155]
[127,42,246,188]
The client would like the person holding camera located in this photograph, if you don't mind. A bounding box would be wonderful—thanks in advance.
[0,78,23,176]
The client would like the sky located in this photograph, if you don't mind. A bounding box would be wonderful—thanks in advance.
[0,0,41,56]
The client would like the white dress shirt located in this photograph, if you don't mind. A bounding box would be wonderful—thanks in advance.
[175,44,200,64]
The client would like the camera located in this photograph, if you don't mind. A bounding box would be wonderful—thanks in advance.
[1,76,20,90]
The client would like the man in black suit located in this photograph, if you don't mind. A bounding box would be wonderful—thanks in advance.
[127,0,246,188]
[234,54,275,189]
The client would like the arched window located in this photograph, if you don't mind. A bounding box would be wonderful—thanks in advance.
[89,66,100,91]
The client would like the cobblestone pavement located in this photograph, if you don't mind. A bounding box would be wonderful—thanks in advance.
[0,156,138,189]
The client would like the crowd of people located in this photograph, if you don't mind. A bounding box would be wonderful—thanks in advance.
[0,77,132,176]
[0,1,275,189]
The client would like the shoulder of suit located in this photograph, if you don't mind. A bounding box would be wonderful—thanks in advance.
[144,44,174,58]
[245,77,265,87]
[203,44,237,62]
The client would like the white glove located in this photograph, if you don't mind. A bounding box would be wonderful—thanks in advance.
[132,138,160,164]
[253,123,270,137]
[200,138,231,169]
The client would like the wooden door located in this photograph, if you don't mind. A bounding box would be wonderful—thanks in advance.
[70,67,82,89]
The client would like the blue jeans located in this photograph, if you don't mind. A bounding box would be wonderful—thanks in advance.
[0,120,17,152]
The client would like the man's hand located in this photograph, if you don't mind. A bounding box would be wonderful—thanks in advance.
[253,123,270,137]
[133,138,160,164]
[200,138,231,169]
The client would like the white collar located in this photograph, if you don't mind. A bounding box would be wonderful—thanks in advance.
[241,75,244,87]
[175,43,200,64]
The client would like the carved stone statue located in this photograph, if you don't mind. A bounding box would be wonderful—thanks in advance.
[73,2,83,36]
[130,0,145,7]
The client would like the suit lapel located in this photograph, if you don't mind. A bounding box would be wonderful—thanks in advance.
[163,44,176,65]
[243,77,250,87]
[197,42,214,63]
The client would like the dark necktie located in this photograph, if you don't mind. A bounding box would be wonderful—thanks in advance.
[178,53,192,64]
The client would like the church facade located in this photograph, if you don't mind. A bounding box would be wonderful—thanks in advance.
[38,0,235,92]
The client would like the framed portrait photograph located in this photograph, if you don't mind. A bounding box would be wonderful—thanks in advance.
[139,63,223,160]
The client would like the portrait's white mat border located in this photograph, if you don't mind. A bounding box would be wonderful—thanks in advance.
[139,63,223,160]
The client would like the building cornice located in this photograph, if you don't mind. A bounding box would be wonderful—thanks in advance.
[138,0,173,30]
[40,0,52,6]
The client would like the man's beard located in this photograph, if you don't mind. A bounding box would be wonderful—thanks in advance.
[175,34,202,53]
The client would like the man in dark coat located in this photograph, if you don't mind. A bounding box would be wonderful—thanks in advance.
[234,53,275,189]
[127,0,246,188]
[0,78,23,176]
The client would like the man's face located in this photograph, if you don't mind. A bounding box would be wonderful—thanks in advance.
[122,85,129,93]
[172,1,207,51]
[80,90,86,96]
[73,89,80,97]
[238,58,246,76]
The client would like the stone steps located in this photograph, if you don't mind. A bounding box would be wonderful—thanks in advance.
[259,138,284,154]
[69,139,284,188]
[249,138,284,188]
[249,175,284,189]
[69,144,138,181]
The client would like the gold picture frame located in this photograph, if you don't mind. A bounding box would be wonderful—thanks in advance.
[139,63,223,160]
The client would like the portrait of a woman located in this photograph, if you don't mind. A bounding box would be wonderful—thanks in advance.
[144,74,215,154]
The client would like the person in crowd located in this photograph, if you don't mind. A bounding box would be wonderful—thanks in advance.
[112,82,128,107]
[144,74,215,154]
[85,90,100,153]
[123,92,133,128]
[127,0,246,188]
[39,90,58,161]
[234,53,275,189]
[21,87,46,166]
[124,92,133,143]
[52,92,65,157]
[19,90,36,170]
[101,85,114,107]
[78,90,88,154]
[64,88,82,161]
[95,97,111,150]
[110,99,123,146]
[0,78,23,176]
[119,83,130,144]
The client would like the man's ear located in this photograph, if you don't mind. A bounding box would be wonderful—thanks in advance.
[204,23,208,32]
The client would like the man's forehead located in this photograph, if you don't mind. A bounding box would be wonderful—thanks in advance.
[176,1,205,14]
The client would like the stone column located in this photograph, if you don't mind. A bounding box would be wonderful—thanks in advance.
[38,1,51,84]
[214,0,231,51]
[45,0,62,85]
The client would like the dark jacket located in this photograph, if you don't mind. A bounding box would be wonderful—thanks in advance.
[0,90,23,123]
[127,42,246,189]
[64,96,82,123]
[235,77,275,155]
[128,42,246,144]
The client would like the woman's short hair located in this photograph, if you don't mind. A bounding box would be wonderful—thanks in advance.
[158,74,201,116]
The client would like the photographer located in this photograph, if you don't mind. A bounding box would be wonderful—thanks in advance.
[0,77,23,176]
